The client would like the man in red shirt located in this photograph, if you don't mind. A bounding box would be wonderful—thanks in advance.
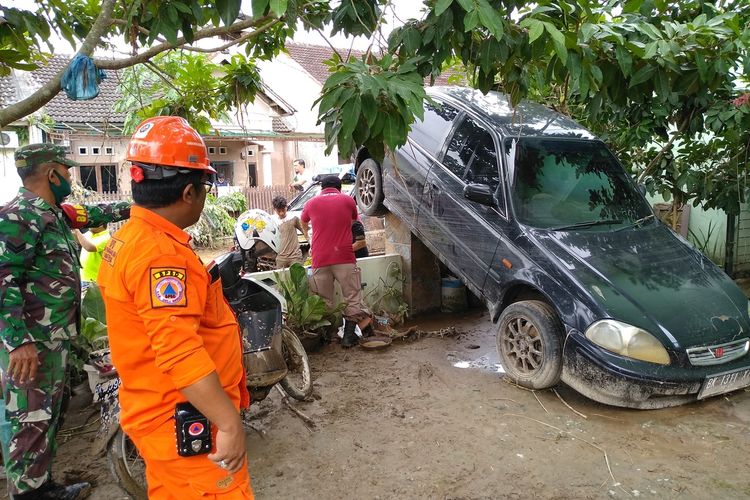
[300,175,372,347]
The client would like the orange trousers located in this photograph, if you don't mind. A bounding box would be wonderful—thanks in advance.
[130,423,254,500]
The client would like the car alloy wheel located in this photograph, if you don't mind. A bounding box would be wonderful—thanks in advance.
[355,158,387,216]
[497,300,563,389]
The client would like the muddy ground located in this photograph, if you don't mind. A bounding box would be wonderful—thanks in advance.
[4,307,750,500]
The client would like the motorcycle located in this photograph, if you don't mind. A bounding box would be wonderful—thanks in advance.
[97,209,312,499]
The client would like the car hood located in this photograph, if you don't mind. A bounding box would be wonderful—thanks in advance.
[527,223,749,348]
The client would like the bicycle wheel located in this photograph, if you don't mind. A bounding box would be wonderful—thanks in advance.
[279,327,313,401]
[108,427,147,500]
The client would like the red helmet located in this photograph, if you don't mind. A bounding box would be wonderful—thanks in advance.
[125,116,216,173]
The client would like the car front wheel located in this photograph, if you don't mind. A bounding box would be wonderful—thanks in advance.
[355,158,387,216]
[496,300,563,390]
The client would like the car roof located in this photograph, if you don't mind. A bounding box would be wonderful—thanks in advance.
[427,86,596,140]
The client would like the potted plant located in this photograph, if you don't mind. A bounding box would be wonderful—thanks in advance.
[365,262,408,329]
[274,263,343,349]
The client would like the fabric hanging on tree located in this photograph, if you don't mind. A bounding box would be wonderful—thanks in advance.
[60,54,107,100]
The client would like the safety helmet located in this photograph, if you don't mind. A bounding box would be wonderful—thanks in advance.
[235,209,280,253]
[125,116,216,173]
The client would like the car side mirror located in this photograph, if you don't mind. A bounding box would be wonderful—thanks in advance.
[637,183,646,196]
[463,183,496,206]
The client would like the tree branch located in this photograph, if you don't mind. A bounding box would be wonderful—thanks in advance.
[0,11,278,128]
[109,17,281,54]
[94,15,276,70]
[0,0,117,128]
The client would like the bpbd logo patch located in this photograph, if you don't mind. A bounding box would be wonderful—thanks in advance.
[150,267,187,308]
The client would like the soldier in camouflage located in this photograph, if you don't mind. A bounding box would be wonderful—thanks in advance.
[0,144,130,500]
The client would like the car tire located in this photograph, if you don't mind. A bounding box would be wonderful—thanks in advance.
[496,300,563,390]
[355,158,388,216]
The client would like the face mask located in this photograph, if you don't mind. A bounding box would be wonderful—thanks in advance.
[50,170,72,204]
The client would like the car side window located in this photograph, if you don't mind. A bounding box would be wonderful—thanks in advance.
[409,100,460,157]
[443,117,501,192]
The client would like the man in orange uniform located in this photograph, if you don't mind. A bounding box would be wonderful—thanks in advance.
[98,117,253,499]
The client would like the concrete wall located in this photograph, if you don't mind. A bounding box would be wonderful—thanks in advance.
[250,254,403,312]
[0,147,21,204]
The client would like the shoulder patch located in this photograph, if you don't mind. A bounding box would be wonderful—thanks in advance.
[150,267,188,308]
[102,237,124,265]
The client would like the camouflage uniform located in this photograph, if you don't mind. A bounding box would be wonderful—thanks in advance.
[0,144,130,497]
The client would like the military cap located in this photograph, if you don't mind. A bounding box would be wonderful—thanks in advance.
[14,143,79,169]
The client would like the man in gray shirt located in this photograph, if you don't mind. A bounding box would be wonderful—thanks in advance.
[271,196,305,268]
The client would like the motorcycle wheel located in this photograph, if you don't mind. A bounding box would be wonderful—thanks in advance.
[108,427,147,500]
[279,326,313,401]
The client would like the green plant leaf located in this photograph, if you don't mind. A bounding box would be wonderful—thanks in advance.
[435,0,453,16]
[216,0,242,25]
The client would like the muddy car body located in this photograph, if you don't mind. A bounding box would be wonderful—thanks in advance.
[354,86,750,409]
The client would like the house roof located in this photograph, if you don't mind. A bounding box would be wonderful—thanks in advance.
[0,54,125,126]
[284,42,462,87]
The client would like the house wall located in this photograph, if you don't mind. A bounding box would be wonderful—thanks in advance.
[0,147,22,204]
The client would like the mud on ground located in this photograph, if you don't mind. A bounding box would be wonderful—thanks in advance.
[7,309,750,499]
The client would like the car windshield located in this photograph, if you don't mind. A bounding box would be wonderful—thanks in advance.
[288,182,355,212]
[509,138,652,230]
[288,184,322,211]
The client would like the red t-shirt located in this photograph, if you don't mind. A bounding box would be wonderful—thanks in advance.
[301,188,358,268]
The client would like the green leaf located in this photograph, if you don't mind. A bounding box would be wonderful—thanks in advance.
[615,45,632,75]
[435,0,453,16]
[251,0,269,18]
[383,117,403,150]
[544,22,567,64]
[580,23,596,42]
[525,19,544,44]
[476,0,504,40]
[643,41,658,59]
[339,98,362,143]
[629,65,655,88]
[402,27,421,53]
[464,10,479,32]
[269,0,288,17]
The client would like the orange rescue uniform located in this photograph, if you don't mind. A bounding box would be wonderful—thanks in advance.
[98,206,252,499]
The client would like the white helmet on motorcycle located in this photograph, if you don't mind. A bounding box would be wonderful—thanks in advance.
[235,209,280,253]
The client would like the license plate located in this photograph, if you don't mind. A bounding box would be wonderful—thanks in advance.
[698,367,750,399]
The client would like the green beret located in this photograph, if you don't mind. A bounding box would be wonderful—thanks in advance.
[14,143,79,169]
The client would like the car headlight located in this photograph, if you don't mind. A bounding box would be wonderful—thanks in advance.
[585,320,670,365]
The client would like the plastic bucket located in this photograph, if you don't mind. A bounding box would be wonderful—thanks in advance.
[441,277,467,313]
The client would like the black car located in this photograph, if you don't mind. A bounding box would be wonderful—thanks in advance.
[353,86,750,409]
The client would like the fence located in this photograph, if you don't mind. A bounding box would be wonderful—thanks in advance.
[243,185,299,212]
[68,185,300,223]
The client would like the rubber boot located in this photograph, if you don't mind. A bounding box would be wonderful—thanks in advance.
[341,319,359,348]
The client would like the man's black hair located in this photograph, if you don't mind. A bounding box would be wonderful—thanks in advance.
[132,169,204,208]
[272,196,288,209]
[17,164,40,182]
[320,175,342,190]
[294,159,305,167]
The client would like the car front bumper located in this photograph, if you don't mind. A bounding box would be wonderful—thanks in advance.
[561,331,750,409]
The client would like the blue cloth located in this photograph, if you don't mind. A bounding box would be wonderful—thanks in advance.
[60,54,107,101]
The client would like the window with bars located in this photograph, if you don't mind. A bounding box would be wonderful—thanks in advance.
[78,164,118,192]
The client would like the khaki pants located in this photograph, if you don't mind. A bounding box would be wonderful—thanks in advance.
[275,255,303,269]
[308,263,369,322]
